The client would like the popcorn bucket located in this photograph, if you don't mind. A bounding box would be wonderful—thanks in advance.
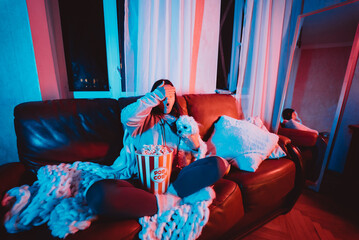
[135,148,173,194]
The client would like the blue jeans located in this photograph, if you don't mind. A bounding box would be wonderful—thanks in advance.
[86,156,229,219]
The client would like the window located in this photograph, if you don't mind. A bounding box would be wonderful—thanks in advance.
[216,0,245,94]
[117,0,126,92]
[58,0,109,91]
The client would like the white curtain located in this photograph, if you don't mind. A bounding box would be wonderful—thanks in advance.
[124,0,221,95]
[236,0,300,130]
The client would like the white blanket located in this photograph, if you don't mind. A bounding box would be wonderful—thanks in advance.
[140,187,215,240]
[2,161,214,239]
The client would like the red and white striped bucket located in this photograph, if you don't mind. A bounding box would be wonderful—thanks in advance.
[135,149,173,194]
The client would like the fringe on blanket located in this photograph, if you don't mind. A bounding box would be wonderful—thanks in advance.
[1,161,215,239]
[2,161,120,238]
[139,187,215,240]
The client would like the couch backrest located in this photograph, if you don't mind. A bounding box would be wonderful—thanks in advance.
[14,94,242,171]
[14,99,123,171]
[183,94,243,141]
[277,126,318,147]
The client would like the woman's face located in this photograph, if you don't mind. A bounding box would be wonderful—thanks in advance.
[160,92,175,114]
[292,111,302,122]
[292,111,298,120]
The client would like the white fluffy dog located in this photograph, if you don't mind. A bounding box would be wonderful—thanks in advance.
[176,115,207,168]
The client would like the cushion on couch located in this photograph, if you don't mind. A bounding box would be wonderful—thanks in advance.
[225,158,296,211]
[206,116,280,172]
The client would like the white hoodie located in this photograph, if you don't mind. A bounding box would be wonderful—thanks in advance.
[112,89,180,179]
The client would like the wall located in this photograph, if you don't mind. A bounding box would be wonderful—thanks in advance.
[0,0,42,165]
[292,46,351,132]
[328,46,359,172]
[302,0,347,13]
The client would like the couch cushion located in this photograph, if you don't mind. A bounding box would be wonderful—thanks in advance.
[225,158,296,211]
[199,178,244,239]
[1,219,141,240]
[14,99,123,171]
[183,94,243,141]
[67,219,141,240]
[1,225,55,240]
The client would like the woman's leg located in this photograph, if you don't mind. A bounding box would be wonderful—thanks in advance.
[172,156,230,198]
[86,179,158,219]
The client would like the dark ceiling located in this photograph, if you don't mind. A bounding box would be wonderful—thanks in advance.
[301,1,359,47]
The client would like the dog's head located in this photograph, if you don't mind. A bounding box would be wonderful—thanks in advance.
[176,115,200,137]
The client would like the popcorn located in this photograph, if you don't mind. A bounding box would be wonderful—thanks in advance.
[136,145,174,194]
[141,145,170,155]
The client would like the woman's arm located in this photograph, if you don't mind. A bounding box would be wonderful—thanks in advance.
[285,119,318,135]
[121,89,165,135]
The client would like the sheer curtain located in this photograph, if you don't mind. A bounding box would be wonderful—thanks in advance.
[123,0,221,95]
[235,0,301,130]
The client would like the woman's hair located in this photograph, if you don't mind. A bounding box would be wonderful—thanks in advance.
[282,108,295,120]
[151,79,183,118]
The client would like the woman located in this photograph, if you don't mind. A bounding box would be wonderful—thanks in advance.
[86,79,229,219]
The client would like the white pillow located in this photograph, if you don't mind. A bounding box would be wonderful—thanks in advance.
[206,116,284,172]
[246,116,286,159]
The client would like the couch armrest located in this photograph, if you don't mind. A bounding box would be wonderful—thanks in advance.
[278,134,291,146]
[0,162,36,200]
[0,162,37,235]
[273,132,305,211]
[276,134,304,179]
[278,127,318,147]
[283,143,305,211]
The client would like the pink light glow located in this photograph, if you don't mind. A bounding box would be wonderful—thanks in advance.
[189,0,205,93]
[26,0,72,100]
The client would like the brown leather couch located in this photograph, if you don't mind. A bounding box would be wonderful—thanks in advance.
[0,94,304,240]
